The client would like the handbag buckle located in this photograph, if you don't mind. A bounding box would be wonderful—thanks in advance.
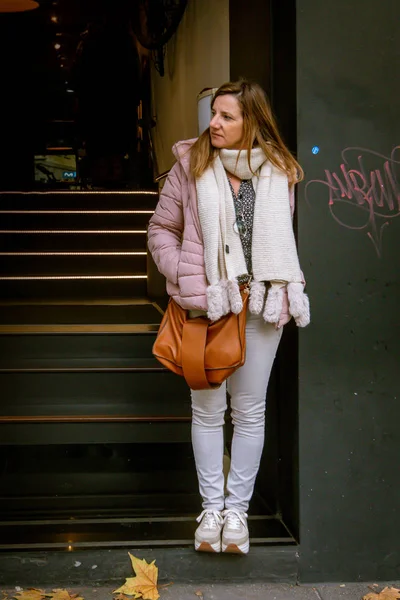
[241,275,252,294]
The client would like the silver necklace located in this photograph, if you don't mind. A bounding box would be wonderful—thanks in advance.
[228,176,248,237]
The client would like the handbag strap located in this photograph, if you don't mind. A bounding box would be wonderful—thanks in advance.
[181,319,212,390]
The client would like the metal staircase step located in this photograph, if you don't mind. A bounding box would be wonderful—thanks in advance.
[0,370,190,418]
[0,233,148,252]
[0,190,159,211]
[0,253,147,276]
[0,329,158,360]
[0,421,192,445]
[0,517,293,551]
[0,301,162,325]
[0,190,233,556]
[0,545,299,584]
[0,211,153,229]
[0,448,199,498]
[0,322,157,333]
[0,276,148,300]
[0,357,164,372]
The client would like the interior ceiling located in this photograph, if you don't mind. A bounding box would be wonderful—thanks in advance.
[0,1,141,104]
[0,0,39,12]
[0,0,185,151]
[0,0,143,152]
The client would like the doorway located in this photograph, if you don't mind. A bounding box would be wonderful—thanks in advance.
[0,0,299,550]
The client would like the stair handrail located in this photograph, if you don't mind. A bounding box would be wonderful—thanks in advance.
[154,170,170,183]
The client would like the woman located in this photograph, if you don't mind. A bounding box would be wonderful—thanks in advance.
[148,80,309,555]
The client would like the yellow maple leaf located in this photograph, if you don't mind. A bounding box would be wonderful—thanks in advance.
[113,553,160,600]
[113,582,141,600]
[14,590,45,600]
[45,590,84,600]
[363,588,400,600]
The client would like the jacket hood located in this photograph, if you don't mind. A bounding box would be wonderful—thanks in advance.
[172,138,197,177]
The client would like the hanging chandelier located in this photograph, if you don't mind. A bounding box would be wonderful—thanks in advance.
[0,0,39,12]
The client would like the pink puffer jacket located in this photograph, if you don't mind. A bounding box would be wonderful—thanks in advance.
[148,138,296,328]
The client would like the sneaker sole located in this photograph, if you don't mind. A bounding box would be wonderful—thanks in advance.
[195,540,221,553]
[222,541,249,555]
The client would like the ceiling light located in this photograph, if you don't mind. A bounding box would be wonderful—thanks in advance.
[54,43,61,50]
[0,0,38,11]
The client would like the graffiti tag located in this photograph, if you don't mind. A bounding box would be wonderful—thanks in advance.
[305,146,400,257]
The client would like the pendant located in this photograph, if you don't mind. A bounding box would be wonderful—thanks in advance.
[233,218,247,237]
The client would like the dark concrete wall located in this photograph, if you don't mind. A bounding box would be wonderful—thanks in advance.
[297,0,400,582]
[229,0,271,95]
[270,0,300,542]
[230,0,301,535]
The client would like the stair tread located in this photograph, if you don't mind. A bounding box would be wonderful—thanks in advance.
[0,323,159,334]
[0,357,164,371]
[0,190,159,211]
[0,238,148,252]
[0,215,153,227]
[0,230,147,233]
[0,297,152,305]
[0,258,147,277]
[0,421,192,445]
[0,278,148,301]
[0,270,147,278]
[0,274,147,279]
[0,251,147,254]
[0,517,292,549]
[0,303,162,324]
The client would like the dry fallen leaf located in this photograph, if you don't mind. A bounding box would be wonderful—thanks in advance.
[363,587,400,600]
[113,595,132,600]
[157,584,173,591]
[14,590,45,600]
[113,553,160,600]
[114,590,141,600]
[45,590,84,600]
[194,592,204,599]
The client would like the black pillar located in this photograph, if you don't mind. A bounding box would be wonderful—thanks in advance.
[297,0,400,582]
[229,0,271,95]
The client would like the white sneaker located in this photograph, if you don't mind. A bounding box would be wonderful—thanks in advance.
[222,509,249,554]
[194,509,224,553]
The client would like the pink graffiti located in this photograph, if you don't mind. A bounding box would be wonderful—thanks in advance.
[305,146,400,257]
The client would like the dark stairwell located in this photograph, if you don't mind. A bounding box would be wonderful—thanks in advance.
[0,0,298,584]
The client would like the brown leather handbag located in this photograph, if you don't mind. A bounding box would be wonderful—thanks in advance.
[152,288,249,390]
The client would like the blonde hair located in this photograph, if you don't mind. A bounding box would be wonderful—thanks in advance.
[190,80,303,185]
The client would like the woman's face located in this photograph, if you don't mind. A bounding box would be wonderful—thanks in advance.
[209,94,244,149]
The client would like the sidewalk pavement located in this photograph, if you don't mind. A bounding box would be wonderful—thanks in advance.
[3,583,400,600]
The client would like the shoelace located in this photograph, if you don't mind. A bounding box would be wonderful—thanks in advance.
[222,509,248,530]
[196,509,223,529]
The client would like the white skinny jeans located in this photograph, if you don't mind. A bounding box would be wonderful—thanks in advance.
[191,310,283,513]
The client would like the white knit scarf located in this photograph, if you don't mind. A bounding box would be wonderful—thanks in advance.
[195,147,310,327]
